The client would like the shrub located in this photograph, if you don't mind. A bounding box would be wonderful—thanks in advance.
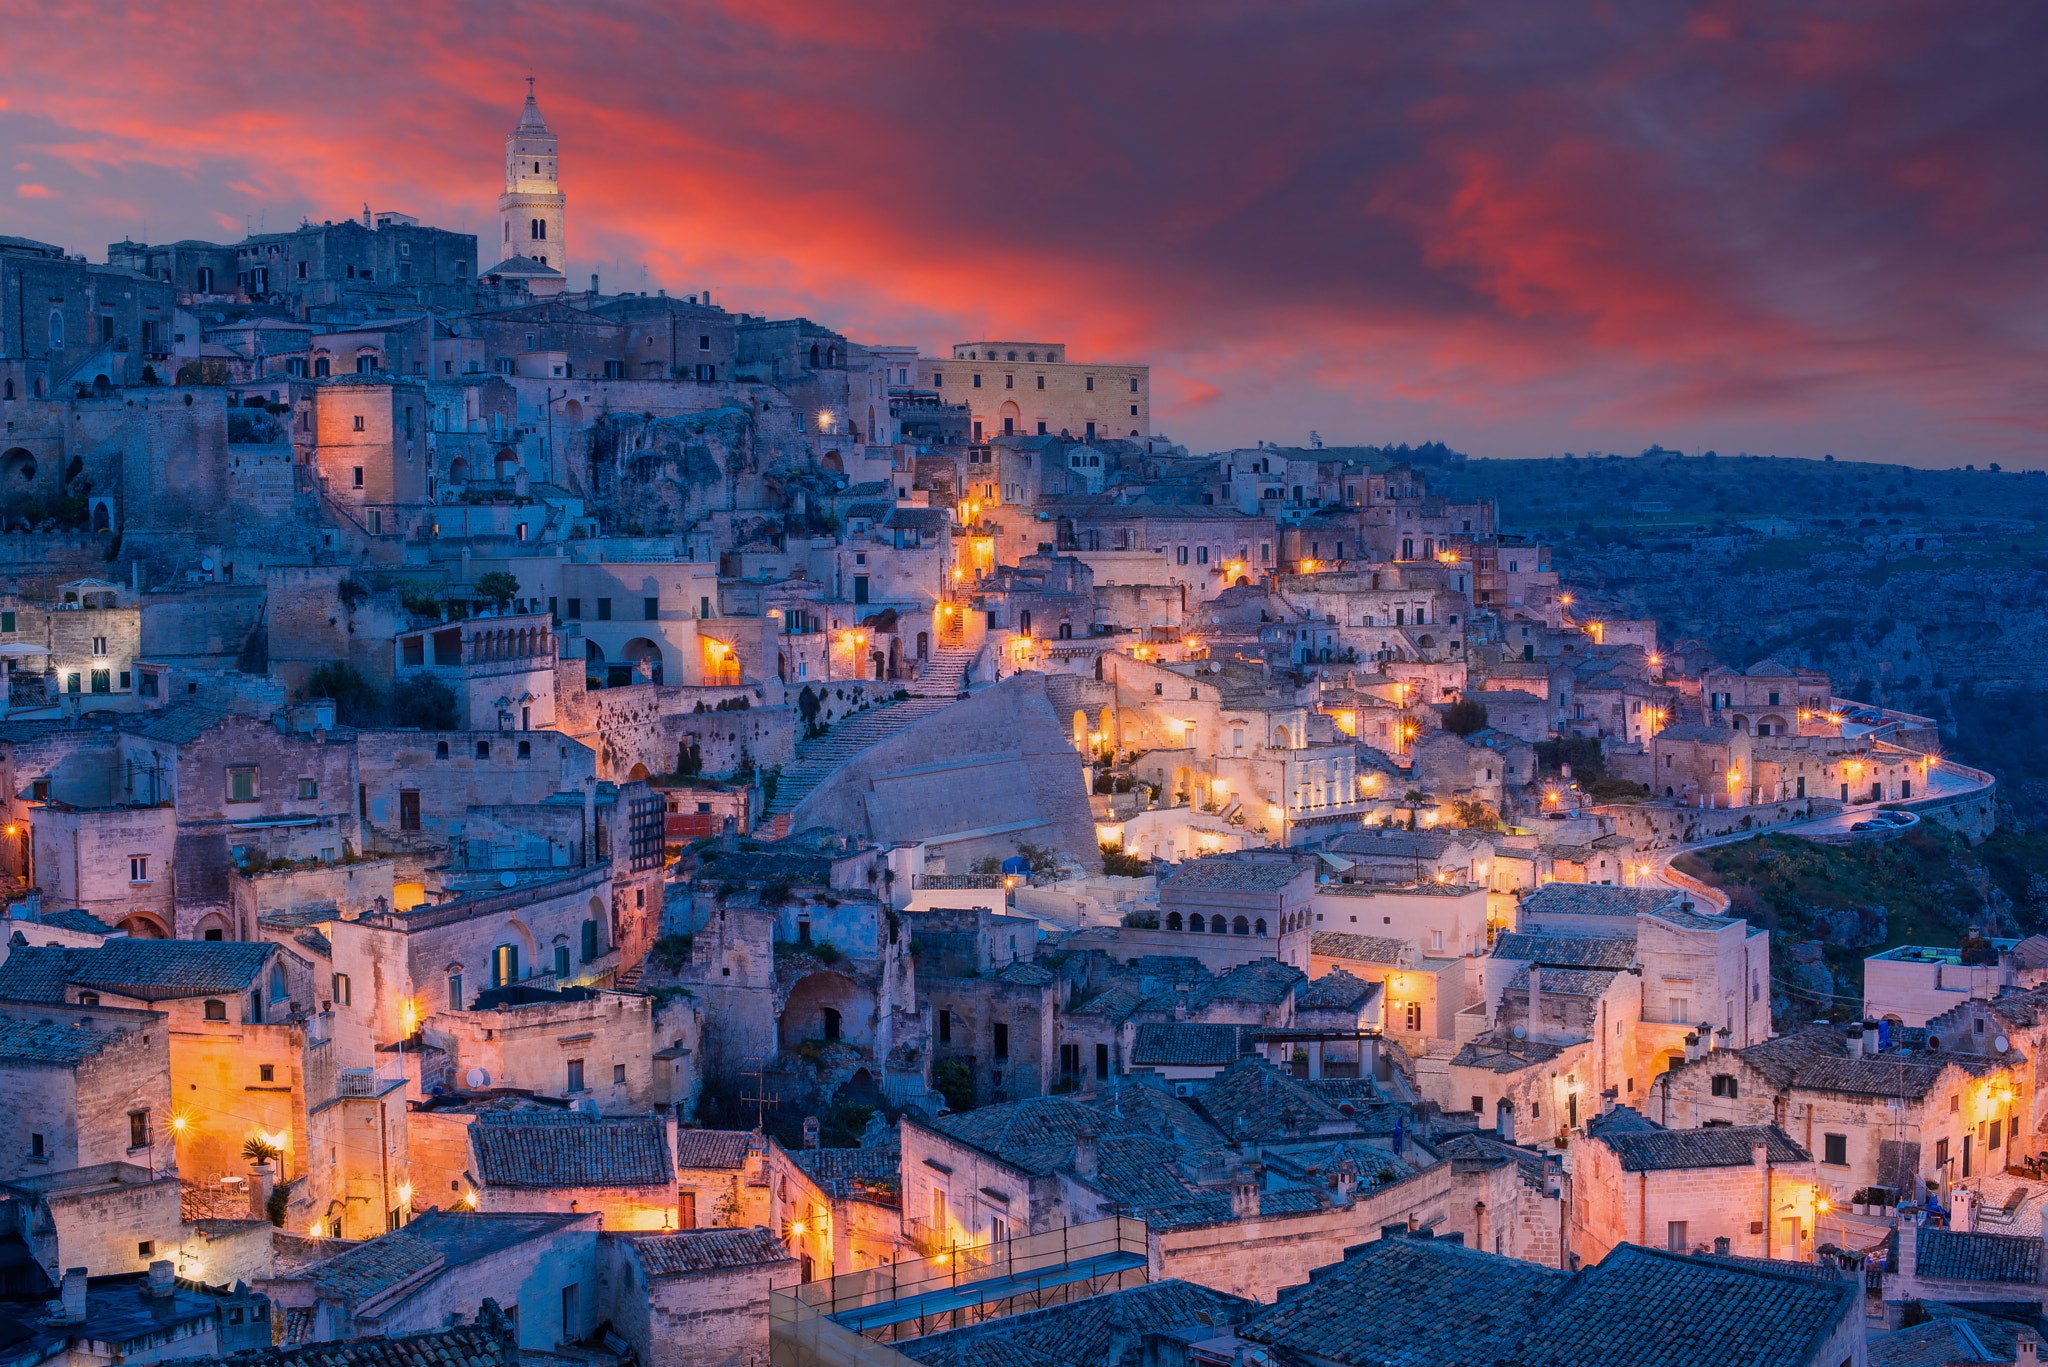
[473,570,519,613]
[1443,698,1489,736]
[1102,844,1148,877]
[932,1058,974,1113]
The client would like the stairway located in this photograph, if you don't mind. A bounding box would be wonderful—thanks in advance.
[763,648,980,825]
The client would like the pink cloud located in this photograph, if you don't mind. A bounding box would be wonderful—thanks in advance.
[15,183,55,199]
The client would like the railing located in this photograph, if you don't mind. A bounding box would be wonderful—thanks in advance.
[769,1295,924,1367]
[791,1216,1149,1329]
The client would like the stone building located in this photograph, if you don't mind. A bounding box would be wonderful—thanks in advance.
[601,1226,798,1367]
[470,1113,677,1229]
[924,341,1148,443]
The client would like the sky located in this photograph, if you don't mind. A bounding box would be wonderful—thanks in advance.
[4,1,2046,467]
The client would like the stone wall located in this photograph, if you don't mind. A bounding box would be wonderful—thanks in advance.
[786,673,1098,871]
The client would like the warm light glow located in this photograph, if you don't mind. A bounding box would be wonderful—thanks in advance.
[1545,791,1559,804]
[932,1253,951,1265]
[790,1219,807,1236]
[309,1220,324,1236]
[1815,1198,1830,1214]
[1300,559,1317,573]
[397,1183,413,1205]
[1649,655,1661,667]
[1363,774,1380,789]
[172,1114,187,1131]
[1561,594,1574,605]
[953,568,963,580]
[1436,870,1448,883]
[3,825,14,836]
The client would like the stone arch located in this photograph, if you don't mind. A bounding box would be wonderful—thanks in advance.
[448,457,469,484]
[564,399,582,423]
[1757,714,1788,737]
[192,911,235,942]
[1173,766,1193,805]
[1099,706,1114,743]
[618,639,667,684]
[1073,710,1088,751]
[1166,912,1183,931]
[1233,915,1250,935]
[89,498,114,533]
[1,448,35,486]
[628,762,651,781]
[1273,725,1292,749]
[821,450,843,473]
[779,969,869,1052]
[494,448,517,481]
[1417,635,1435,651]
[1254,918,1267,935]
[117,912,170,939]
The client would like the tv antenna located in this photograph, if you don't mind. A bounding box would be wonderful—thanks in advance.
[739,1056,777,1132]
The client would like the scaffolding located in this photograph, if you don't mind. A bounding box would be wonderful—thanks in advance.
[769,1216,1151,1363]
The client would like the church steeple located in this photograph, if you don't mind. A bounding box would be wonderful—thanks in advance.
[496,80,566,277]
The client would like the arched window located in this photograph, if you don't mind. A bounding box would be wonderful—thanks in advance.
[809,344,821,367]
[48,310,64,350]
[204,999,227,1021]
[1189,914,1206,933]
[1019,610,1032,633]
[1254,918,1267,935]
[518,740,531,758]
[476,740,491,759]
[270,964,287,1003]
[1233,916,1250,935]
[1166,913,1183,931]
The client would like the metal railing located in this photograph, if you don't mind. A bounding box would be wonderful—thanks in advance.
[785,1216,1149,1335]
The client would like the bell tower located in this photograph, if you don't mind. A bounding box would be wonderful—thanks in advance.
[496,79,566,274]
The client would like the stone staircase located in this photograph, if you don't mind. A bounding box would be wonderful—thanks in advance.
[762,648,979,826]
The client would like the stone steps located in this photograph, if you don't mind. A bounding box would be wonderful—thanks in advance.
[764,656,977,822]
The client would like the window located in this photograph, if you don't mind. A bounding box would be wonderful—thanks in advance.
[1130,377,1139,392]
[92,636,107,656]
[566,1058,585,1092]
[679,1190,697,1228]
[1666,1221,1688,1252]
[972,373,982,388]
[436,741,449,759]
[566,597,581,619]
[1097,1042,1110,1080]
[1036,375,1045,390]
[1936,1137,1950,1168]
[129,1110,151,1150]
[475,741,491,759]
[139,1240,154,1258]
[353,466,364,486]
[613,1063,626,1085]
[204,999,227,1020]
[259,1064,275,1083]
[130,855,148,883]
[938,1010,951,1044]
[1005,374,1014,389]
[448,973,463,1010]
[1405,1002,1422,1031]
[89,669,110,693]
[1668,996,1689,1025]
[1822,1133,1847,1166]
[644,597,659,620]
[297,778,318,799]
[993,1023,1009,1059]
[65,673,79,694]
[932,1187,949,1229]
[1085,376,1094,391]
[597,598,612,620]
[333,973,351,1005]
[1991,1118,2003,1150]
[582,920,600,962]
[1711,1074,1738,1098]
[555,945,571,978]
[30,1133,44,1160]
[228,767,258,802]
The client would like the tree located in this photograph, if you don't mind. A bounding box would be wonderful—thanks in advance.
[305,662,382,728]
[473,571,519,613]
[390,674,460,729]
[1442,698,1489,737]
[932,1058,975,1113]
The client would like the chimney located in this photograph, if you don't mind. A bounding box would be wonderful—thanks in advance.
[1846,1024,1864,1058]
[802,1116,820,1151]
[1229,1164,1261,1220]
[1527,965,1542,1041]
[249,1160,276,1222]
[1898,1216,1918,1277]
[1684,1032,1700,1063]
[1333,1158,1357,1200]
[2018,1332,2039,1367]
[146,1260,174,1300]
[1601,1086,1618,1116]
[60,1267,86,1323]
[1862,1019,1881,1054]
[1074,1127,1098,1179]
[590,273,599,295]
[719,816,739,854]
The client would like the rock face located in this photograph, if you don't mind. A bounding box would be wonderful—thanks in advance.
[584,408,755,531]
[786,672,1101,872]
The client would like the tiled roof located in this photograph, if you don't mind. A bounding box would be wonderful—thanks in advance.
[1327,830,1484,859]
[1449,1037,1566,1074]
[124,701,232,744]
[1870,1305,2025,1367]
[884,508,952,530]
[1136,1185,1331,1230]
[995,961,1056,986]
[1310,931,1411,964]
[791,1144,900,1199]
[1595,1125,1808,1171]
[1164,857,1305,891]
[1505,965,1620,998]
[1729,1024,1847,1089]
[473,1106,593,1125]
[1196,1055,1347,1142]
[1489,932,1637,970]
[1065,980,1147,1022]
[301,1232,444,1302]
[674,1129,754,1170]
[1913,1227,2043,1283]
[930,1083,1221,1181]
[1517,884,1684,920]
[472,1117,674,1188]
[1296,968,1377,1011]
[1792,1055,1959,1099]
[0,941,274,1002]
[1510,1242,1855,1367]
[1245,1234,1568,1365]
[897,1278,1257,1367]
[845,501,891,522]
[40,908,115,934]
[1193,957,1303,1007]
[0,1014,137,1064]
[1583,1104,1663,1138]
[177,1309,516,1367]
[630,1227,792,1276]
[1691,1251,1847,1282]
[1131,1022,1257,1067]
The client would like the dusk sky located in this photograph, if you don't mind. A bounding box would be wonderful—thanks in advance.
[5,2,2045,466]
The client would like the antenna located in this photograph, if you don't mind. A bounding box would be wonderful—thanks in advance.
[739,1055,777,1132]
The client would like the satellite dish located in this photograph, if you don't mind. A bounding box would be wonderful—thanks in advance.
[1927,1035,1941,1052]
[1511,1024,1527,1040]
[200,557,214,572]
[465,1067,490,1088]
[499,872,518,889]
[1997,1035,2011,1053]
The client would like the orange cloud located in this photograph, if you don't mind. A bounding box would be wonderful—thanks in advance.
[15,183,55,199]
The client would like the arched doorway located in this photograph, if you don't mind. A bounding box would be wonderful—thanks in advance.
[622,637,666,685]
[1,449,35,485]
[448,457,470,484]
[628,763,651,781]
[916,632,928,660]
[999,400,1021,435]
[564,400,582,424]
[117,913,169,939]
[1073,710,1088,751]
